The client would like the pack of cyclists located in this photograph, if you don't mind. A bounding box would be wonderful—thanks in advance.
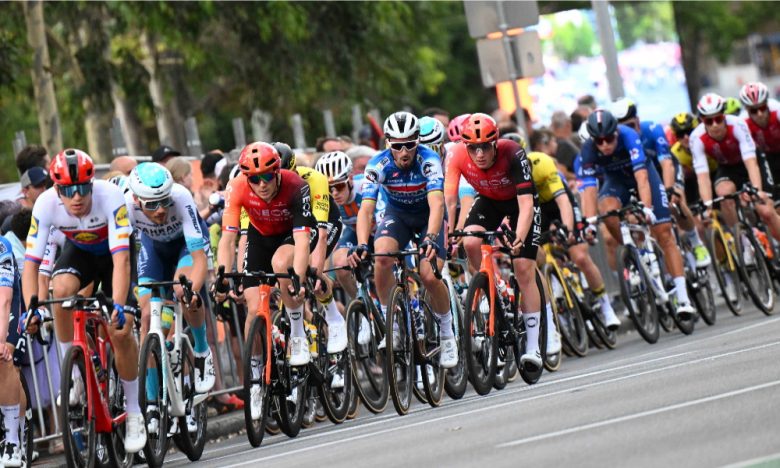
[2,80,780,467]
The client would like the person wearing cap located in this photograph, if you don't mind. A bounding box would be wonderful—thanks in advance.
[151,145,181,166]
[109,156,138,176]
[197,151,225,219]
[19,167,52,209]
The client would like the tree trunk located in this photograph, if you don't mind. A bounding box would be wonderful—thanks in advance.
[110,80,146,156]
[141,32,184,150]
[673,2,702,112]
[23,1,62,154]
[83,98,114,162]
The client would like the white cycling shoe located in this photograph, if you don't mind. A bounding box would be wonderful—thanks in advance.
[1,443,22,468]
[520,349,543,370]
[124,413,148,454]
[676,301,697,321]
[547,330,562,355]
[357,316,371,345]
[439,337,459,369]
[194,349,216,394]
[57,375,84,407]
[250,384,263,420]
[601,305,622,331]
[327,321,348,354]
[287,337,311,366]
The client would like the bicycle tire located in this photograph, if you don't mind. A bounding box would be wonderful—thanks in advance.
[543,263,587,358]
[735,225,775,313]
[617,245,660,344]
[386,286,414,415]
[517,268,547,385]
[20,373,34,467]
[709,227,743,316]
[242,315,268,447]
[275,311,307,438]
[102,346,133,468]
[61,346,96,468]
[463,272,497,395]
[346,300,388,414]
[443,282,468,400]
[173,337,208,460]
[653,241,695,336]
[317,315,351,424]
[138,334,168,467]
[419,299,444,407]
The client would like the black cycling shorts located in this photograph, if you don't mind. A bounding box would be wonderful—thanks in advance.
[713,162,773,193]
[463,195,540,260]
[540,188,585,244]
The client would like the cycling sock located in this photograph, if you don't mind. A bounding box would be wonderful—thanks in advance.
[145,368,159,401]
[673,276,690,304]
[1,404,20,444]
[122,379,141,414]
[435,311,454,338]
[685,229,704,247]
[545,303,555,333]
[17,411,25,446]
[191,323,209,354]
[523,311,541,354]
[592,285,606,297]
[287,304,306,338]
[325,300,344,326]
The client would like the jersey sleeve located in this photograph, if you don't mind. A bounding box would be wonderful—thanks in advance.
[420,150,444,194]
[239,208,249,235]
[24,191,54,263]
[444,146,463,199]
[622,127,648,171]
[690,129,711,175]
[302,169,331,226]
[0,238,16,288]
[105,185,132,255]
[652,124,672,162]
[458,176,476,199]
[509,145,534,195]
[360,155,386,202]
[733,117,757,161]
[540,155,566,199]
[175,186,207,252]
[222,178,243,233]
[576,146,599,190]
[39,230,63,277]
[290,183,316,234]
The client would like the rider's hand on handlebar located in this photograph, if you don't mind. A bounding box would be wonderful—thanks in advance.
[0,342,13,362]
[348,244,370,268]
[642,206,657,225]
[111,304,127,329]
[419,235,438,262]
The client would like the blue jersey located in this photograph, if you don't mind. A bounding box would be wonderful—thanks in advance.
[639,121,672,167]
[362,146,445,212]
[0,236,23,342]
[578,125,647,190]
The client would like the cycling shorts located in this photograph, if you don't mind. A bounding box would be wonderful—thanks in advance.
[242,224,320,289]
[713,161,773,194]
[375,205,447,260]
[539,189,585,244]
[463,195,541,260]
[598,163,671,225]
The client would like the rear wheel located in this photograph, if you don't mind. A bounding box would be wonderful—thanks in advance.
[346,300,388,414]
[386,286,413,415]
[710,227,743,316]
[174,339,207,460]
[463,272,496,395]
[242,315,269,447]
[543,264,587,357]
[61,346,95,468]
[418,298,444,407]
[693,270,717,326]
[443,281,468,400]
[138,334,168,467]
[617,246,659,344]
[517,269,547,385]
[104,347,133,468]
[317,316,351,423]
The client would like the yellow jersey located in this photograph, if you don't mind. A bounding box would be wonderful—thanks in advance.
[671,141,717,177]
[528,151,566,204]
[240,166,331,231]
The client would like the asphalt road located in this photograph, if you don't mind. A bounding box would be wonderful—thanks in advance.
[155,307,780,468]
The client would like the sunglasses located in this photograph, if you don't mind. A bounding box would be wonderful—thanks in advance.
[247,172,277,185]
[466,142,494,154]
[702,115,725,126]
[329,181,349,193]
[389,140,418,152]
[58,183,93,198]
[594,134,617,146]
[748,105,769,115]
[139,196,174,211]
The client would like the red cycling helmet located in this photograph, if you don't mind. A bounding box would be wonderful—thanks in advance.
[49,148,95,185]
[447,114,471,143]
[238,142,280,176]
[461,113,499,144]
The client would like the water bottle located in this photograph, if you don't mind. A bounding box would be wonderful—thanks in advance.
[272,324,285,351]
[410,296,425,339]
[496,277,512,313]
[305,322,318,357]
[92,352,106,383]
[648,250,661,280]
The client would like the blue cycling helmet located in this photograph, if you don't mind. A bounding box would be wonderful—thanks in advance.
[128,162,174,200]
[419,117,445,146]
[586,109,618,139]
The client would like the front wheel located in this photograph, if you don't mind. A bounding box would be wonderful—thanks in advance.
[61,346,96,468]
[173,338,208,461]
[386,286,413,415]
[710,227,743,316]
[543,264,587,357]
[242,315,269,447]
[317,317,352,423]
[418,298,445,408]
[346,300,388,414]
[104,346,133,468]
[735,225,775,314]
[617,246,659,344]
[443,282,468,400]
[517,268,547,385]
[138,334,168,467]
[463,272,497,395]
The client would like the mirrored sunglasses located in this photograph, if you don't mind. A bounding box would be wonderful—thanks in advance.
[58,183,92,198]
[247,172,277,184]
[389,140,418,152]
[139,196,174,211]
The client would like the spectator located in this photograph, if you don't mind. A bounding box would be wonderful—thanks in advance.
[423,107,450,128]
[15,145,49,175]
[570,109,587,145]
[19,167,52,209]
[166,157,193,192]
[109,156,138,176]
[345,145,377,175]
[197,151,225,218]
[577,94,597,111]
[550,111,581,172]
[0,201,21,237]
[4,208,31,270]
[151,145,181,166]
[316,136,352,153]
[498,122,520,136]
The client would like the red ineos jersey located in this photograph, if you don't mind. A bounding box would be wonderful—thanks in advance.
[444,139,534,201]
[222,170,315,236]
[691,115,757,174]
[745,110,780,155]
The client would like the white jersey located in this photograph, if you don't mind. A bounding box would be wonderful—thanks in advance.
[25,180,131,262]
[39,228,65,277]
[690,114,756,175]
[125,183,207,252]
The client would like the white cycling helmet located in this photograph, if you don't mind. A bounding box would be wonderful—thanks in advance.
[128,162,174,200]
[696,93,726,117]
[611,98,638,121]
[383,111,420,140]
[738,82,769,108]
[419,116,445,146]
[315,151,353,183]
[229,163,242,180]
[577,122,590,143]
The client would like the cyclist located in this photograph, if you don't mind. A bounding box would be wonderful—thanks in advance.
[739,82,780,198]
[125,163,215,400]
[579,110,697,320]
[214,142,316,418]
[0,235,26,467]
[691,93,780,241]
[444,113,478,236]
[348,111,458,369]
[420,116,446,158]
[613,98,711,267]
[444,113,547,369]
[273,142,346,357]
[724,97,742,116]
[529,150,621,330]
[21,149,146,453]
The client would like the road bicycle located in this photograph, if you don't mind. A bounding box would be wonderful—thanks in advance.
[137,275,208,467]
[441,252,469,400]
[0,337,36,467]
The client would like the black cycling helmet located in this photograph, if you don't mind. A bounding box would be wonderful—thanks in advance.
[586,109,618,139]
[272,142,296,171]
[670,112,698,135]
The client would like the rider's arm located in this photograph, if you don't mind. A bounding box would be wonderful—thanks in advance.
[698,172,714,205]
[581,186,598,219]
[22,203,53,307]
[236,233,247,273]
[457,195,474,230]
[744,158,764,192]
[734,118,762,191]
[219,178,243,273]
[634,168,653,208]
[310,226,328,274]
[443,151,462,234]
[691,130,714,204]
[660,159,676,189]
[356,166,381,246]
[0,285,11,348]
[107,189,133,307]
[426,190,445,238]
[554,193,575,232]
[511,151,535,243]
[291,184,316,280]
[111,250,131,307]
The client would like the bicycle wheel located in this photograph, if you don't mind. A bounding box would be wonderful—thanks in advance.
[61,346,96,468]
[346,300,388,414]
[386,286,413,415]
[20,373,34,467]
[138,334,168,467]
[418,298,444,407]
[653,241,695,336]
[735,225,775,313]
[617,245,660,344]
[543,264,587,357]
[443,282,468,400]
[101,346,133,468]
[173,338,208,461]
[242,315,268,447]
[588,300,619,350]
[463,272,497,395]
[690,273,716,325]
[709,227,743,316]
[517,268,547,385]
[317,316,352,423]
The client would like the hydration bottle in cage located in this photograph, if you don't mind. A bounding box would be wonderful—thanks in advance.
[496,277,513,313]
[411,295,425,339]
[92,352,106,383]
